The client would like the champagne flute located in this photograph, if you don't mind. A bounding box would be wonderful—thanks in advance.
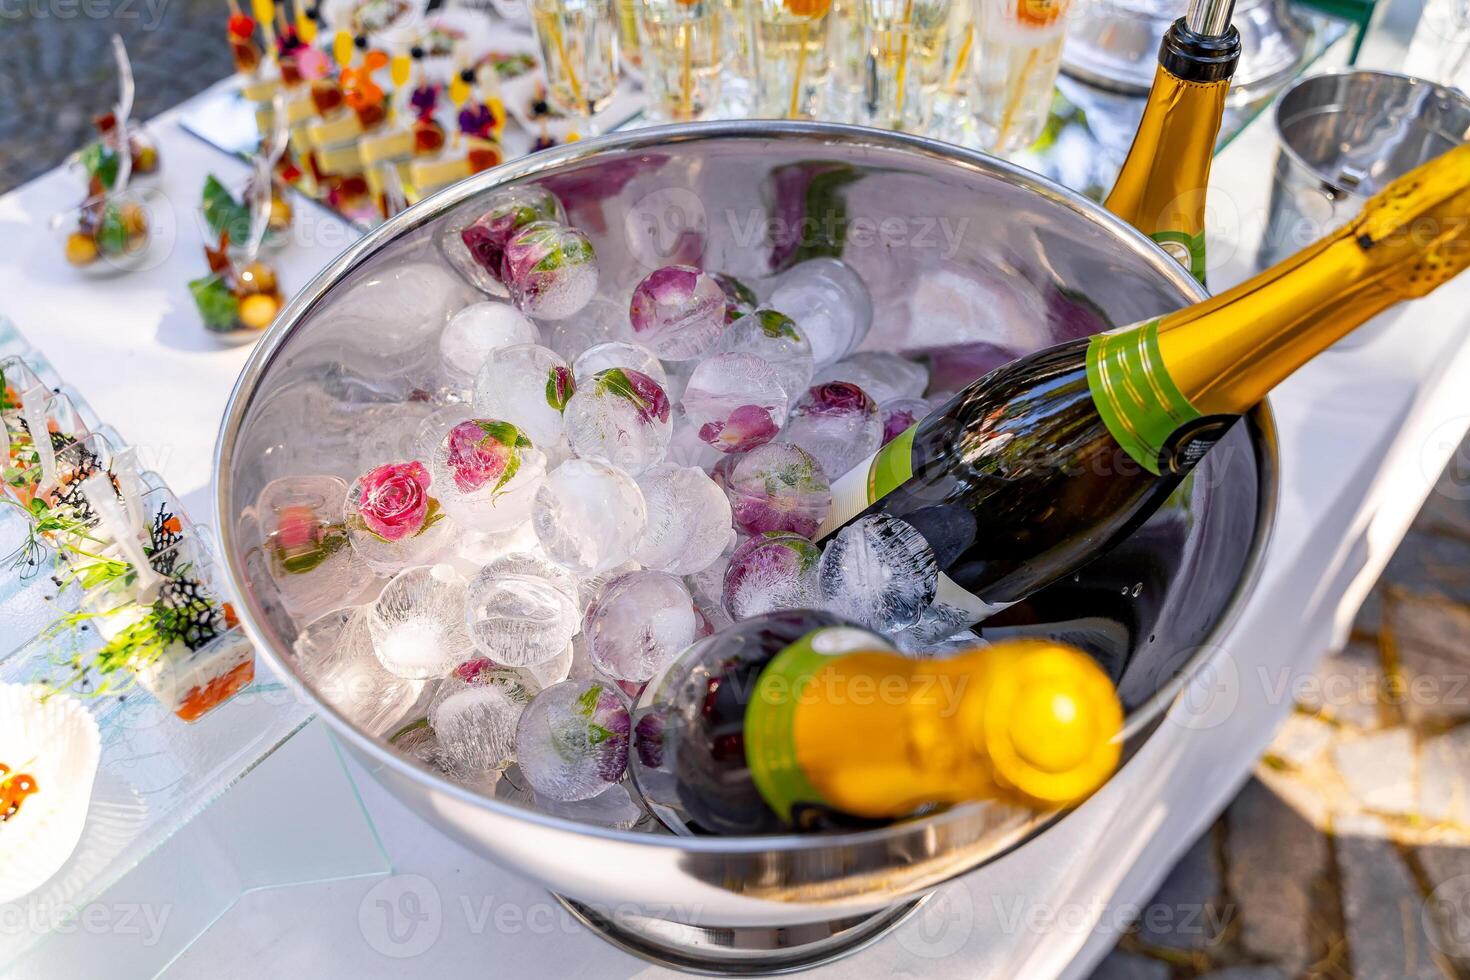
[528,0,621,137]
[635,0,723,121]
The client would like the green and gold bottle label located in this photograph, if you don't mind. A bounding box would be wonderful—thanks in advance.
[745,628,875,822]
[817,422,916,538]
[1086,318,1203,476]
[1150,229,1207,284]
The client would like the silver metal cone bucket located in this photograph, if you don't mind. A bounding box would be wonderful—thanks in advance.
[214,122,1276,971]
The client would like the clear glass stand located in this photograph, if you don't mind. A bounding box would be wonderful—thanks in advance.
[2,721,389,978]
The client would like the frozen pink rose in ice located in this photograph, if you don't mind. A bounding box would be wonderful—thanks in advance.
[698,403,780,454]
[627,265,725,360]
[445,419,532,495]
[598,368,670,425]
[354,460,434,541]
[458,185,566,279]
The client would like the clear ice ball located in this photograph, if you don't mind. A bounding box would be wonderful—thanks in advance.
[472,343,574,449]
[562,368,672,475]
[439,301,540,383]
[712,309,815,403]
[681,352,788,454]
[464,565,581,667]
[766,258,873,367]
[532,458,647,574]
[587,570,698,682]
[725,443,832,538]
[782,382,883,479]
[501,221,599,321]
[429,657,536,779]
[368,564,472,679]
[817,514,939,633]
[628,265,726,361]
[515,679,630,801]
[634,463,735,576]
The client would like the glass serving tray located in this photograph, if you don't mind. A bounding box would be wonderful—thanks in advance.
[0,317,373,971]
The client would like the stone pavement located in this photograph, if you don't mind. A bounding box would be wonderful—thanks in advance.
[1091,434,1470,980]
[0,0,232,192]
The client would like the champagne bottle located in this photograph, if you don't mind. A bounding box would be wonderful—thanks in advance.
[819,141,1470,637]
[1103,0,1240,283]
[629,611,1123,835]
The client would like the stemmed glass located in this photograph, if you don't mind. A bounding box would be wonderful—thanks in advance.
[528,0,621,136]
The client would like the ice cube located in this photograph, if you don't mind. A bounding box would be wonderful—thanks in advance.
[464,565,580,667]
[480,551,578,601]
[814,351,929,404]
[515,679,630,801]
[710,271,759,323]
[634,464,735,575]
[628,265,726,361]
[724,443,831,538]
[501,221,599,321]
[575,559,643,614]
[680,352,788,454]
[429,419,547,532]
[766,258,872,367]
[562,368,672,475]
[685,542,734,611]
[413,405,476,461]
[368,564,472,678]
[817,514,938,632]
[587,571,698,682]
[344,460,455,573]
[294,606,421,735]
[782,382,883,479]
[878,396,930,444]
[256,474,376,623]
[440,302,540,383]
[712,309,816,403]
[722,533,822,620]
[532,458,647,574]
[544,297,631,363]
[429,657,535,778]
[572,340,667,389]
[472,343,574,449]
[445,184,567,296]
[521,640,576,689]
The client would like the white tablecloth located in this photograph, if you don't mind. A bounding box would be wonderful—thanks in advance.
[7,53,1469,978]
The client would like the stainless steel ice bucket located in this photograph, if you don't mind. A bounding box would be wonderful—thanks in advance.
[214,122,1276,972]
[1258,68,1470,269]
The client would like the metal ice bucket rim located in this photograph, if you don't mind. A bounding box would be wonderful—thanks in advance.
[214,120,1278,858]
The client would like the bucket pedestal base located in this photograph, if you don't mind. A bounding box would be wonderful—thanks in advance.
[552,894,928,975]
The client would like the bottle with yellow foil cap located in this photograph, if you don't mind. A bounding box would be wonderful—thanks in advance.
[819,140,1470,645]
[628,610,1123,835]
[1103,0,1240,283]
